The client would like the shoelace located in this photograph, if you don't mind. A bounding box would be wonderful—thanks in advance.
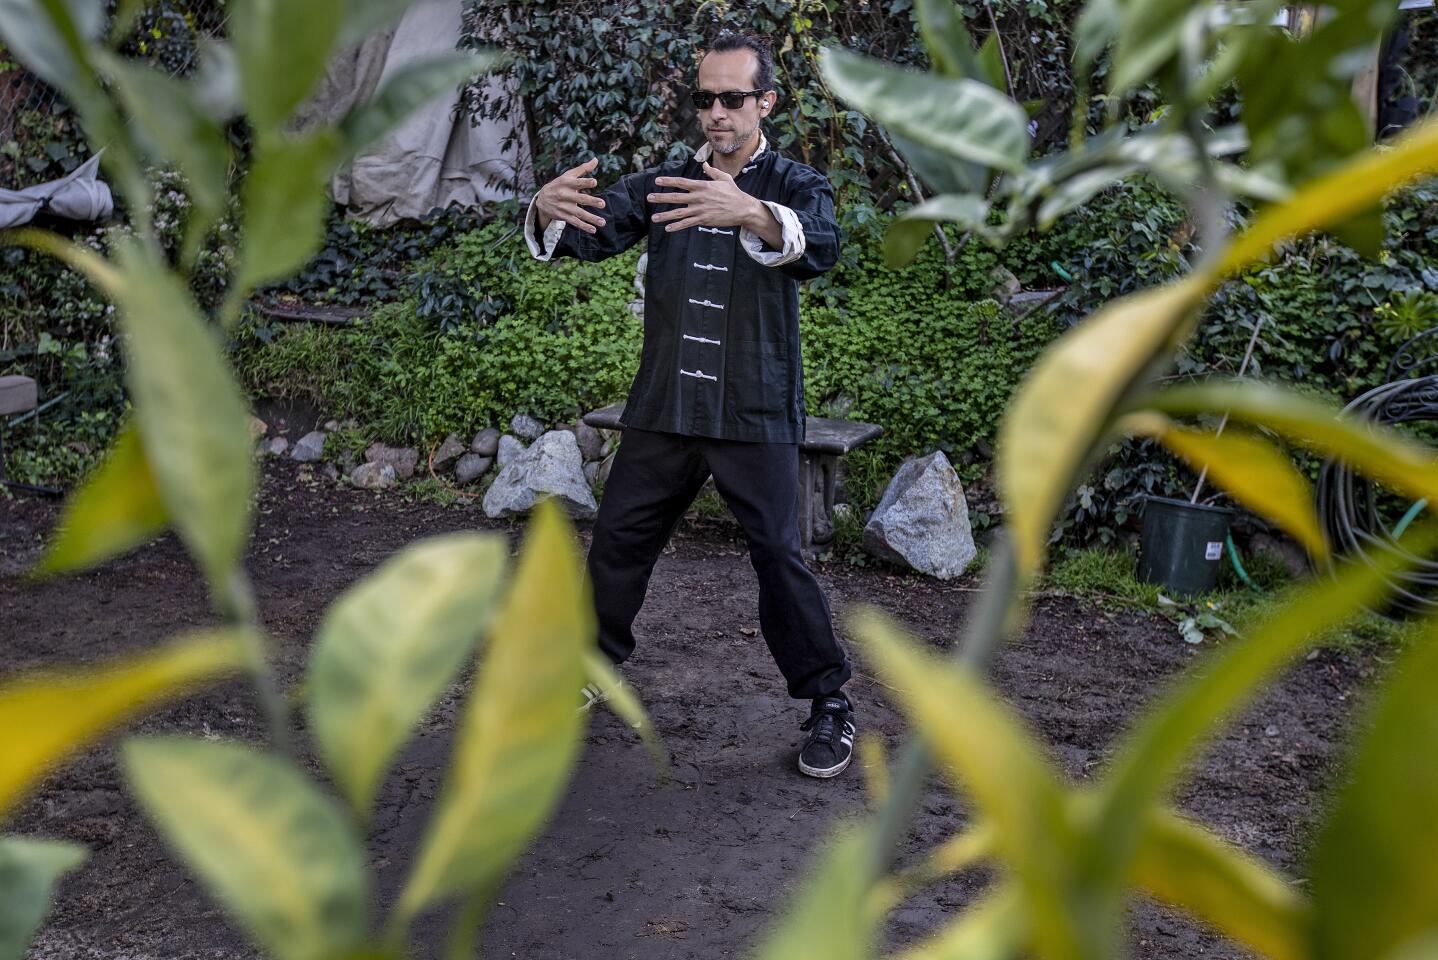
[801,704,847,745]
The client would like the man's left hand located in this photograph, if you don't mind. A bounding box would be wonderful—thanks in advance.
[648,162,766,233]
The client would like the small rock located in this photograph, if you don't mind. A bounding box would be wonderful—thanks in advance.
[597,452,615,488]
[497,434,526,468]
[248,416,269,441]
[321,463,341,482]
[832,503,854,523]
[583,461,600,486]
[454,453,493,485]
[262,436,290,457]
[432,434,466,470]
[324,419,340,432]
[350,461,397,490]
[1249,532,1312,579]
[483,430,597,520]
[471,427,501,456]
[509,412,546,441]
[291,430,327,462]
[1264,724,1280,738]
[574,421,604,461]
[627,299,645,318]
[365,442,420,480]
[634,251,648,296]
[863,451,977,579]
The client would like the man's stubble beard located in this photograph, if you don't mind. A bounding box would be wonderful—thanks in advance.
[706,122,758,156]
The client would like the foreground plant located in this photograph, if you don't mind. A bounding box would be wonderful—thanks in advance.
[0,3,659,958]
[744,0,1438,958]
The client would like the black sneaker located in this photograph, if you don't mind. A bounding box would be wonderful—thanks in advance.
[798,694,855,778]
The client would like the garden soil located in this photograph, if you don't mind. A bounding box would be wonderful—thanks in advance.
[2,463,1382,959]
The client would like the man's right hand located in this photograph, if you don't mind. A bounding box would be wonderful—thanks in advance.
[535,157,607,234]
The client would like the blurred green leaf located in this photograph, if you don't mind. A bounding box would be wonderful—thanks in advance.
[103,55,231,261]
[124,737,369,960]
[889,131,989,197]
[913,0,984,81]
[0,631,246,821]
[1120,412,1328,562]
[114,243,255,591]
[33,421,167,577]
[1310,620,1438,960]
[885,195,988,268]
[1135,808,1307,960]
[1091,531,1436,910]
[230,0,344,133]
[581,651,669,777]
[999,278,1206,578]
[751,827,881,960]
[889,886,1028,960]
[1072,0,1119,72]
[339,0,424,49]
[852,608,1098,959]
[234,129,340,296]
[395,501,592,923]
[308,533,508,815]
[820,46,1030,173]
[1218,118,1438,278]
[0,836,87,960]
[1139,382,1438,506]
[0,0,103,96]
[340,52,498,162]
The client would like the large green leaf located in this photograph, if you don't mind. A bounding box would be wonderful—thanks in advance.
[229,0,344,134]
[339,52,498,162]
[884,195,990,268]
[113,243,255,591]
[998,278,1206,578]
[104,55,231,257]
[750,827,881,960]
[1120,411,1328,562]
[1135,808,1307,960]
[1218,117,1438,279]
[851,608,1099,959]
[0,631,246,820]
[308,533,508,815]
[820,46,1030,173]
[1310,620,1438,960]
[0,0,103,96]
[1089,533,1435,910]
[34,421,167,577]
[913,0,984,81]
[123,737,369,960]
[1140,382,1438,506]
[0,836,87,960]
[395,501,592,923]
[581,651,669,776]
[233,129,340,297]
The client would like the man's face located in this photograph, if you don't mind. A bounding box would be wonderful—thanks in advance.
[696,48,773,156]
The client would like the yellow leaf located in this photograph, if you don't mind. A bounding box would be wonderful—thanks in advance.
[395,501,592,922]
[1120,412,1328,562]
[0,631,247,821]
[33,421,168,577]
[998,278,1206,578]
[1218,118,1438,278]
[581,650,669,777]
[889,885,1029,960]
[851,608,1097,959]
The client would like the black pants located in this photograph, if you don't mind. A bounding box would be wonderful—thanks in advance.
[588,427,851,700]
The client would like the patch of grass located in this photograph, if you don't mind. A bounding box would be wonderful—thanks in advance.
[1045,547,1163,608]
[401,476,462,507]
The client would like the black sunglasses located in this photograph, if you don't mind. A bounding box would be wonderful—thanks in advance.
[690,88,765,110]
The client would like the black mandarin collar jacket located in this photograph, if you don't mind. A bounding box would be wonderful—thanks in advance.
[528,142,840,443]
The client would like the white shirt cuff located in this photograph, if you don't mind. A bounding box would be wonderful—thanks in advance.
[524,197,566,261]
[739,201,806,267]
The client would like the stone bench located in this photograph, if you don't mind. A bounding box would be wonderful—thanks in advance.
[582,401,883,557]
[0,374,39,491]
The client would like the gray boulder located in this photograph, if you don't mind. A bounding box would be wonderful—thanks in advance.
[261,436,289,457]
[350,461,397,490]
[509,413,546,441]
[583,461,600,486]
[365,442,419,480]
[862,451,976,579]
[291,431,327,462]
[454,453,493,485]
[432,433,466,470]
[573,421,604,461]
[496,434,526,468]
[483,430,597,520]
[471,427,500,456]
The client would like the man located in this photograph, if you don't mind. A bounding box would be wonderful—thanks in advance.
[524,33,855,778]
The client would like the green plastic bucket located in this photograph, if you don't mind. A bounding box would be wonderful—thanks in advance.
[1138,496,1235,596]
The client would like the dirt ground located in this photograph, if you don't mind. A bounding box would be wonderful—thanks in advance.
[1,462,1381,960]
